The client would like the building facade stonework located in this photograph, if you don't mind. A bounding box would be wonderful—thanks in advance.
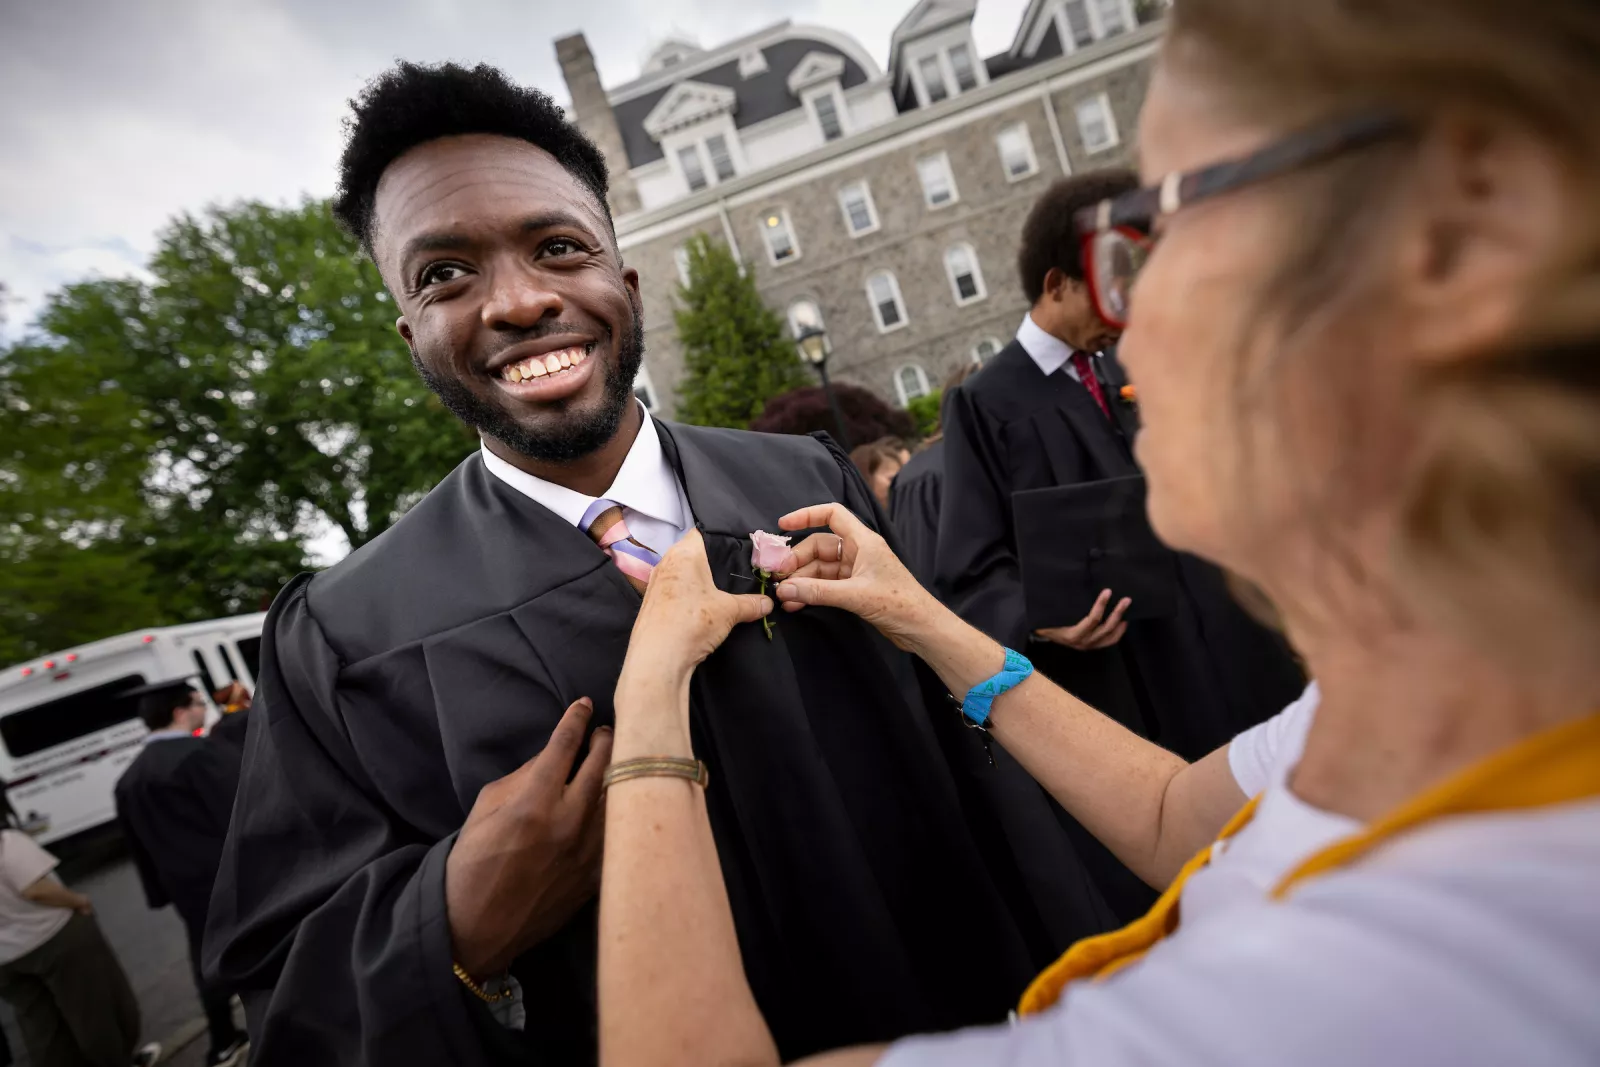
[557,0,1168,416]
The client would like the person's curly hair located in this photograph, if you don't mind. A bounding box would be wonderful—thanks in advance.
[1016,169,1139,302]
[332,61,612,256]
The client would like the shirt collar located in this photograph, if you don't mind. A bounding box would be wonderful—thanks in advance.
[144,728,192,744]
[479,407,686,533]
[1016,312,1080,378]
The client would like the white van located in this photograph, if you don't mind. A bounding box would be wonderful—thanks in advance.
[0,613,266,844]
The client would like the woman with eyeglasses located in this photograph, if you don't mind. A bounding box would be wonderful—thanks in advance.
[592,2,1600,1065]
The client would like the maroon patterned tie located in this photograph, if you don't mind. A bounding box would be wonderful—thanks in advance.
[1070,351,1112,421]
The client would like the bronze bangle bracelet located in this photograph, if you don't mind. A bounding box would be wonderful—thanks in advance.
[602,756,709,791]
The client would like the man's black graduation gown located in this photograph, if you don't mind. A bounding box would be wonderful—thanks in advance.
[887,440,944,590]
[936,341,1305,762]
[205,422,1117,1067]
[115,736,242,932]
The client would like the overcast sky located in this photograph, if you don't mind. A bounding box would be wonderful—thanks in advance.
[0,0,1030,336]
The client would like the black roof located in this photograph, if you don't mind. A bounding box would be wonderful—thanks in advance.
[611,36,870,169]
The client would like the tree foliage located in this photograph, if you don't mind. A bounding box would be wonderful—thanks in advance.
[672,235,810,428]
[0,198,474,664]
[748,383,917,446]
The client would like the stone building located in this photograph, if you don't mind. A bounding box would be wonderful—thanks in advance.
[555,0,1168,416]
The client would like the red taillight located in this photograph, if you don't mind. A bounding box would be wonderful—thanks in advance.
[42,660,55,669]
[19,667,32,677]
[65,653,78,663]
[141,635,154,644]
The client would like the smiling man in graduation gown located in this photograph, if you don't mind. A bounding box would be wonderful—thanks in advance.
[937,171,1305,767]
[203,63,1118,1067]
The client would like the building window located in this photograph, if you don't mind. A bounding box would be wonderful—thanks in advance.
[1063,0,1096,48]
[678,145,708,192]
[761,210,799,265]
[973,338,1001,363]
[1076,94,1120,154]
[996,124,1039,180]
[837,181,880,237]
[916,153,959,209]
[944,243,986,305]
[948,44,979,92]
[894,364,932,406]
[739,49,768,79]
[811,92,844,142]
[673,245,692,287]
[867,271,908,332]
[705,134,737,182]
[1095,0,1130,35]
[787,299,824,338]
[918,55,949,103]
[634,365,659,412]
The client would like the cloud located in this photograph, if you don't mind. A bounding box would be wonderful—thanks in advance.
[1,0,1027,337]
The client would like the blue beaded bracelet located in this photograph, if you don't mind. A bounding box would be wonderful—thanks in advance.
[961,648,1034,728]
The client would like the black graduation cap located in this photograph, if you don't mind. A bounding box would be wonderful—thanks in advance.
[118,678,203,700]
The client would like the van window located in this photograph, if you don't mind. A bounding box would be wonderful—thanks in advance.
[191,651,221,695]
[219,644,241,683]
[0,674,147,759]
[237,637,262,684]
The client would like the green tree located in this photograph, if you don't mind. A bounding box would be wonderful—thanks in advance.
[0,199,474,662]
[673,234,810,428]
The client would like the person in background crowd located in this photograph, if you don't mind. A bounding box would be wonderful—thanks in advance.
[208,682,251,751]
[888,362,983,589]
[849,438,911,510]
[0,812,157,1067]
[591,0,1600,1063]
[938,171,1304,763]
[115,684,248,1067]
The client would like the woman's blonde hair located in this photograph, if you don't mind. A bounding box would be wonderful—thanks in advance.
[1169,0,1600,658]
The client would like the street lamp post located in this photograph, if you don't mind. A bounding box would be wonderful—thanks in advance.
[793,323,852,451]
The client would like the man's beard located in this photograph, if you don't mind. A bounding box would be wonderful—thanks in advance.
[415,314,645,463]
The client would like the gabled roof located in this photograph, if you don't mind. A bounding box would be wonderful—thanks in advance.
[887,0,978,96]
[785,51,846,94]
[642,80,738,140]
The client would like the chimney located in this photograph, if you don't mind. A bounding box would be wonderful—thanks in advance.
[556,33,642,217]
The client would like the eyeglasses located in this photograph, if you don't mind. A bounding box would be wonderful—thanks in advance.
[1075,112,1413,330]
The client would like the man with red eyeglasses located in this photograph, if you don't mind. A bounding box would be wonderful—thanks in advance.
[935,171,1305,918]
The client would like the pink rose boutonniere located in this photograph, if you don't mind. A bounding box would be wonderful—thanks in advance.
[750,530,793,640]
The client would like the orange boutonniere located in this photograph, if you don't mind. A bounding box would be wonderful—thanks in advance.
[1119,384,1137,405]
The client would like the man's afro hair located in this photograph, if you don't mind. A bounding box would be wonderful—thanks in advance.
[332,61,612,255]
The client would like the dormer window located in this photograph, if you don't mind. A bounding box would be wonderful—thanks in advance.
[917,55,949,103]
[812,92,844,141]
[1057,0,1137,52]
[906,37,986,108]
[678,145,708,192]
[948,43,978,92]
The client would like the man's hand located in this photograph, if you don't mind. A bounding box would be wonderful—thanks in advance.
[1034,589,1131,650]
[445,697,613,979]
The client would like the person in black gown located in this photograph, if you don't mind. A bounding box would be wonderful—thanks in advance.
[115,683,249,1067]
[937,171,1305,765]
[888,363,982,590]
[203,62,1118,1067]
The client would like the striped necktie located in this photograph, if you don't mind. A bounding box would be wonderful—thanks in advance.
[582,499,660,595]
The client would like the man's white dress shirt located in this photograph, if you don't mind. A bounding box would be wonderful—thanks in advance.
[479,406,692,557]
[1016,312,1088,382]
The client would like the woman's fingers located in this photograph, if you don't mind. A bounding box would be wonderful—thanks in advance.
[775,576,851,611]
[778,502,872,543]
[785,531,850,571]
[725,592,775,625]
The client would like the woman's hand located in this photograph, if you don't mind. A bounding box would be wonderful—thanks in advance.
[773,503,945,653]
[619,530,773,694]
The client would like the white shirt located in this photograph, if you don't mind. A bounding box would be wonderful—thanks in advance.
[0,829,72,964]
[882,683,1600,1067]
[1016,312,1086,382]
[479,408,692,558]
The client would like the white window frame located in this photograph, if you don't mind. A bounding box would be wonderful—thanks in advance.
[907,36,989,108]
[944,243,987,306]
[738,49,768,79]
[803,85,849,143]
[704,133,737,182]
[662,118,747,197]
[947,42,979,93]
[673,244,692,287]
[866,271,909,334]
[836,180,881,237]
[760,208,801,266]
[1075,92,1121,154]
[916,152,960,210]
[893,364,932,406]
[676,144,709,193]
[787,299,825,339]
[996,123,1039,181]
[915,53,950,105]
[633,364,660,412]
[1056,0,1137,53]
[972,337,1002,364]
